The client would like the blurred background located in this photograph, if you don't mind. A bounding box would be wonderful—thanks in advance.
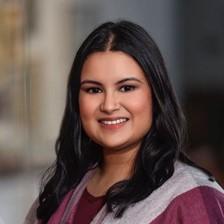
[0,0,223,223]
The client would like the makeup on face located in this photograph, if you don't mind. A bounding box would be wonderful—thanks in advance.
[79,51,153,151]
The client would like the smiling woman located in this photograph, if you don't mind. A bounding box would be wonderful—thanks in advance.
[79,51,152,153]
[25,21,224,224]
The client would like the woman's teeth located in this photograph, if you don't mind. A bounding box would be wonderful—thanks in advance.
[100,118,128,125]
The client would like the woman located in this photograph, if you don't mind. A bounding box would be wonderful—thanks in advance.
[25,20,224,224]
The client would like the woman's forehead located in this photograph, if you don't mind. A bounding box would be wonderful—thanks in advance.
[80,51,148,84]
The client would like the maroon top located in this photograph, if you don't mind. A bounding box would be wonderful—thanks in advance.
[73,188,106,223]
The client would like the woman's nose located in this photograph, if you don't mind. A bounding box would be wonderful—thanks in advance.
[100,92,120,113]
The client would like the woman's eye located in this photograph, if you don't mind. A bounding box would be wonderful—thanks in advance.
[120,85,136,92]
[86,87,102,94]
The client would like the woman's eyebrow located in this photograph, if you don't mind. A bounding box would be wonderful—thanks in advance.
[80,80,101,86]
[116,77,143,84]
[80,77,143,86]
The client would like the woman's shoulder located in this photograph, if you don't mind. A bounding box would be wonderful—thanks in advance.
[149,160,224,208]
[147,160,224,223]
[102,160,224,224]
[155,160,224,216]
[24,168,96,224]
[149,185,224,224]
[171,160,223,191]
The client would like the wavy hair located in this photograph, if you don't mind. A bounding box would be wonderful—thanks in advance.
[37,20,187,222]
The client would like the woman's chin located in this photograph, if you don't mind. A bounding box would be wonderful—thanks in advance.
[99,140,141,154]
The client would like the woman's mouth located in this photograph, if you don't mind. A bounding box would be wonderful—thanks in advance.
[98,118,129,129]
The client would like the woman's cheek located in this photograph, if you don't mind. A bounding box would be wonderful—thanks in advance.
[128,93,152,114]
[79,96,98,121]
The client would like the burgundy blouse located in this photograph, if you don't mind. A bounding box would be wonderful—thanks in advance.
[73,188,106,223]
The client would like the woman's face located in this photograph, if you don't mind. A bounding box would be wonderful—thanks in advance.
[79,51,153,153]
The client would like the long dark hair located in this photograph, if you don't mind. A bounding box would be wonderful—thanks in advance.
[37,20,187,222]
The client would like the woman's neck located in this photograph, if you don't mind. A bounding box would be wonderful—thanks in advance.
[101,141,141,176]
[87,146,139,196]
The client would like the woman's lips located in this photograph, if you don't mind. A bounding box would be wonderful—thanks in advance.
[98,118,129,130]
